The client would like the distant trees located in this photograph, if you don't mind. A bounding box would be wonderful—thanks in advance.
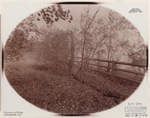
[101,11,147,74]
[31,24,76,76]
[36,4,75,76]
[72,6,146,77]
[75,5,101,79]
[4,4,147,79]
[4,29,35,62]
[35,26,70,60]
[119,32,147,72]
[4,13,40,62]
[4,29,28,62]
[4,4,75,76]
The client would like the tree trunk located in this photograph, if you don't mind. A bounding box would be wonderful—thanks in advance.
[68,32,74,77]
[97,51,101,75]
[107,32,111,73]
[76,7,100,81]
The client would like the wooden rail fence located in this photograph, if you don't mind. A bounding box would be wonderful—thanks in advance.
[75,57,147,83]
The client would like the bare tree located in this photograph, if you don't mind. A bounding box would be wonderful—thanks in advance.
[75,6,101,81]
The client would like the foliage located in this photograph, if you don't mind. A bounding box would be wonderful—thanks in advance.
[4,14,40,62]
[4,4,73,62]
[37,4,73,24]
[33,26,70,64]
[4,29,28,61]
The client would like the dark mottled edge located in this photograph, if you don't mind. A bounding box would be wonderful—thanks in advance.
[56,2,99,4]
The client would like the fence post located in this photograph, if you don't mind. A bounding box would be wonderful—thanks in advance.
[111,61,115,80]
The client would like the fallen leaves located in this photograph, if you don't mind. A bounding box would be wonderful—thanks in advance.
[4,62,140,114]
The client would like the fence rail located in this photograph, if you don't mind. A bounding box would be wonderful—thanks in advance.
[75,57,147,83]
[75,57,147,67]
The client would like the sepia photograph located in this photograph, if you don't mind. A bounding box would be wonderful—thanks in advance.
[2,2,148,116]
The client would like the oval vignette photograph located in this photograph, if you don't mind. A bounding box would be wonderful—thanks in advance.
[4,4,147,115]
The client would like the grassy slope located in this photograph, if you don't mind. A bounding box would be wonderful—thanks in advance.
[4,62,139,114]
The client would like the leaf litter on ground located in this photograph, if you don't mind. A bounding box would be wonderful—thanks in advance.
[4,62,140,114]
